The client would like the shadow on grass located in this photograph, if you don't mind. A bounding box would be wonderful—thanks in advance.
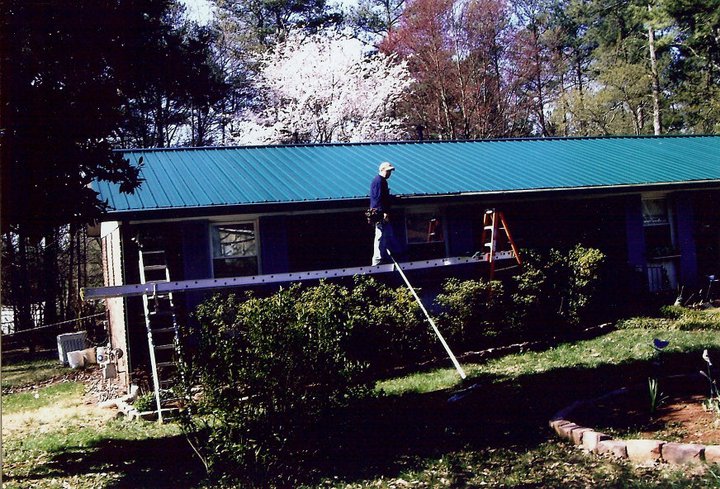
[307,349,709,484]
[14,345,716,487]
[5,434,206,488]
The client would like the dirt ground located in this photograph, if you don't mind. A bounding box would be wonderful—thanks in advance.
[571,374,720,445]
[2,367,120,441]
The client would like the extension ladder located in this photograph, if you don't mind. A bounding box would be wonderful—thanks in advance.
[480,209,522,281]
[138,248,180,423]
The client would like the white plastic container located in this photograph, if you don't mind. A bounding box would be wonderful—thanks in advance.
[67,350,85,369]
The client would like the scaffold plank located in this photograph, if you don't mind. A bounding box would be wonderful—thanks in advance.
[82,252,513,301]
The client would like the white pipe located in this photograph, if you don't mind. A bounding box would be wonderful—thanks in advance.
[387,250,467,379]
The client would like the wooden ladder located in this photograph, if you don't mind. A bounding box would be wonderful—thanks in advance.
[138,248,179,423]
[480,209,522,281]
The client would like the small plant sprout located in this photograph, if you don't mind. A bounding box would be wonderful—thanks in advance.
[648,338,670,415]
[648,377,667,416]
[700,349,720,415]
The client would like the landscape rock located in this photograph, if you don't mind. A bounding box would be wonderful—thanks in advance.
[596,439,628,459]
[703,445,720,464]
[625,439,664,464]
[661,442,704,465]
[555,422,581,441]
[570,427,593,445]
[582,431,612,453]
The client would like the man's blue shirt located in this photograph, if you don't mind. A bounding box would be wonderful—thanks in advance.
[370,174,390,212]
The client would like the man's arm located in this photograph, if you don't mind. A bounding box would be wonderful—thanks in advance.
[370,176,383,211]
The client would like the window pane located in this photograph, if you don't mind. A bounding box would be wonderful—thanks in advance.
[212,223,256,258]
[213,257,258,278]
[642,199,668,225]
[406,213,444,244]
[212,223,258,278]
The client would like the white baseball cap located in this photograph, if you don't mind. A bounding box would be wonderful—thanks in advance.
[378,161,395,172]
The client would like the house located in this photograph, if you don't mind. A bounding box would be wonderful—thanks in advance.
[90,135,720,385]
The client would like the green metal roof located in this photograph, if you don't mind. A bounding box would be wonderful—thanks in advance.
[95,135,720,216]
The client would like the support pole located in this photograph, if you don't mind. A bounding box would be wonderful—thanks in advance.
[387,251,467,379]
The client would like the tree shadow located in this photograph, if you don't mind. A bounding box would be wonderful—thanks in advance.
[12,344,714,487]
[6,434,205,488]
[306,348,710,484]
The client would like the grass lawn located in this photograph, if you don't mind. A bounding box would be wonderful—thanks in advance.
[5,309,720,487]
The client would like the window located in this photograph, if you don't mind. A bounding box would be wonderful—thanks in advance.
[642,198,677,258]
[405,211,444,244]
[404,209,446,260]
[641,196,677,291]
[212,223,258,278]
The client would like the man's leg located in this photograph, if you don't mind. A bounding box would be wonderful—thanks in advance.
[372,222,384,265]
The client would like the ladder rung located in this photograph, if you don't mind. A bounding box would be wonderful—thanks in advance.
[152,327,177,334]
[157,362,175,368]
[142,250,165,256]
[155,344,175,351]
[144,265,168,271]
[149,310,174,317]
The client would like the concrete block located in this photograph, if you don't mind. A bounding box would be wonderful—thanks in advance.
[703,445,720,464]
[626,439,664,464]
[661,442,704,465]
[582,431,612,453]
[549,418,571,433]
[597,439,628,459]
[571,427,593,445]
[555,422,581,441]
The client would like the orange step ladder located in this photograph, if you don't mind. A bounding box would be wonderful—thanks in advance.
[479,209,522,281]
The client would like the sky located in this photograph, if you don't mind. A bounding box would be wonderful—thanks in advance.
[179,0,358,25]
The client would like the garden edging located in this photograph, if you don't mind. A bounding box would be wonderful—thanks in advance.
[549,381,720,466]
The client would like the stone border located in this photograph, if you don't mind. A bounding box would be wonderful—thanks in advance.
[549,383,720,466]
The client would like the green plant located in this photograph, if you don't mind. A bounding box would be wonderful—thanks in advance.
[177,278,429,484]
[566,245,606,325]
[434,278,505,347]
[508,245,606,334]
[700,349,720,415]
[647,377,668,415]
[133,390,174,412]
[647,338,669,415]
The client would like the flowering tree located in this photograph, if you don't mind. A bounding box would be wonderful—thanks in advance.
[228,28,414,144]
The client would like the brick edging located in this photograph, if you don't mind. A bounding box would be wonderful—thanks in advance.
[549,386,720,466]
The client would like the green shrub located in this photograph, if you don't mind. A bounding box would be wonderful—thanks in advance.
[615,317,675,330]
[434,278,506,347]
[177,277,428,485]
[661,306,720,331]
[509,245,606,334]
[615,306,720,331]
[566,245,606,325]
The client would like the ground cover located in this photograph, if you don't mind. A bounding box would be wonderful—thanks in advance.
[5,310,720,487]
[1,354,204,488]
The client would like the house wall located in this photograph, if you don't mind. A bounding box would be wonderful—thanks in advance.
[103,188,718,389]
[101,221,130,387]
[675,193,699,288]
[692,190,720,285]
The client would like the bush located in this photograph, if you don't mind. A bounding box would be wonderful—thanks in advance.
[434,278,507,348]
[177,277,428,485]
[509,245,606,335]
[615,306,720,331]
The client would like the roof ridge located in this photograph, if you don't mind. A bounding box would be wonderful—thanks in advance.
[113,134,720,153]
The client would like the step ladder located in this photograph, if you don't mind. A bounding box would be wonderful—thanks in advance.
[480,209,522,281]
[138,248,180,423]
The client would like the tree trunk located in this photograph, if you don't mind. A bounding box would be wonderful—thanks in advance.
[648,4,662,135]
[42,227,59,326]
